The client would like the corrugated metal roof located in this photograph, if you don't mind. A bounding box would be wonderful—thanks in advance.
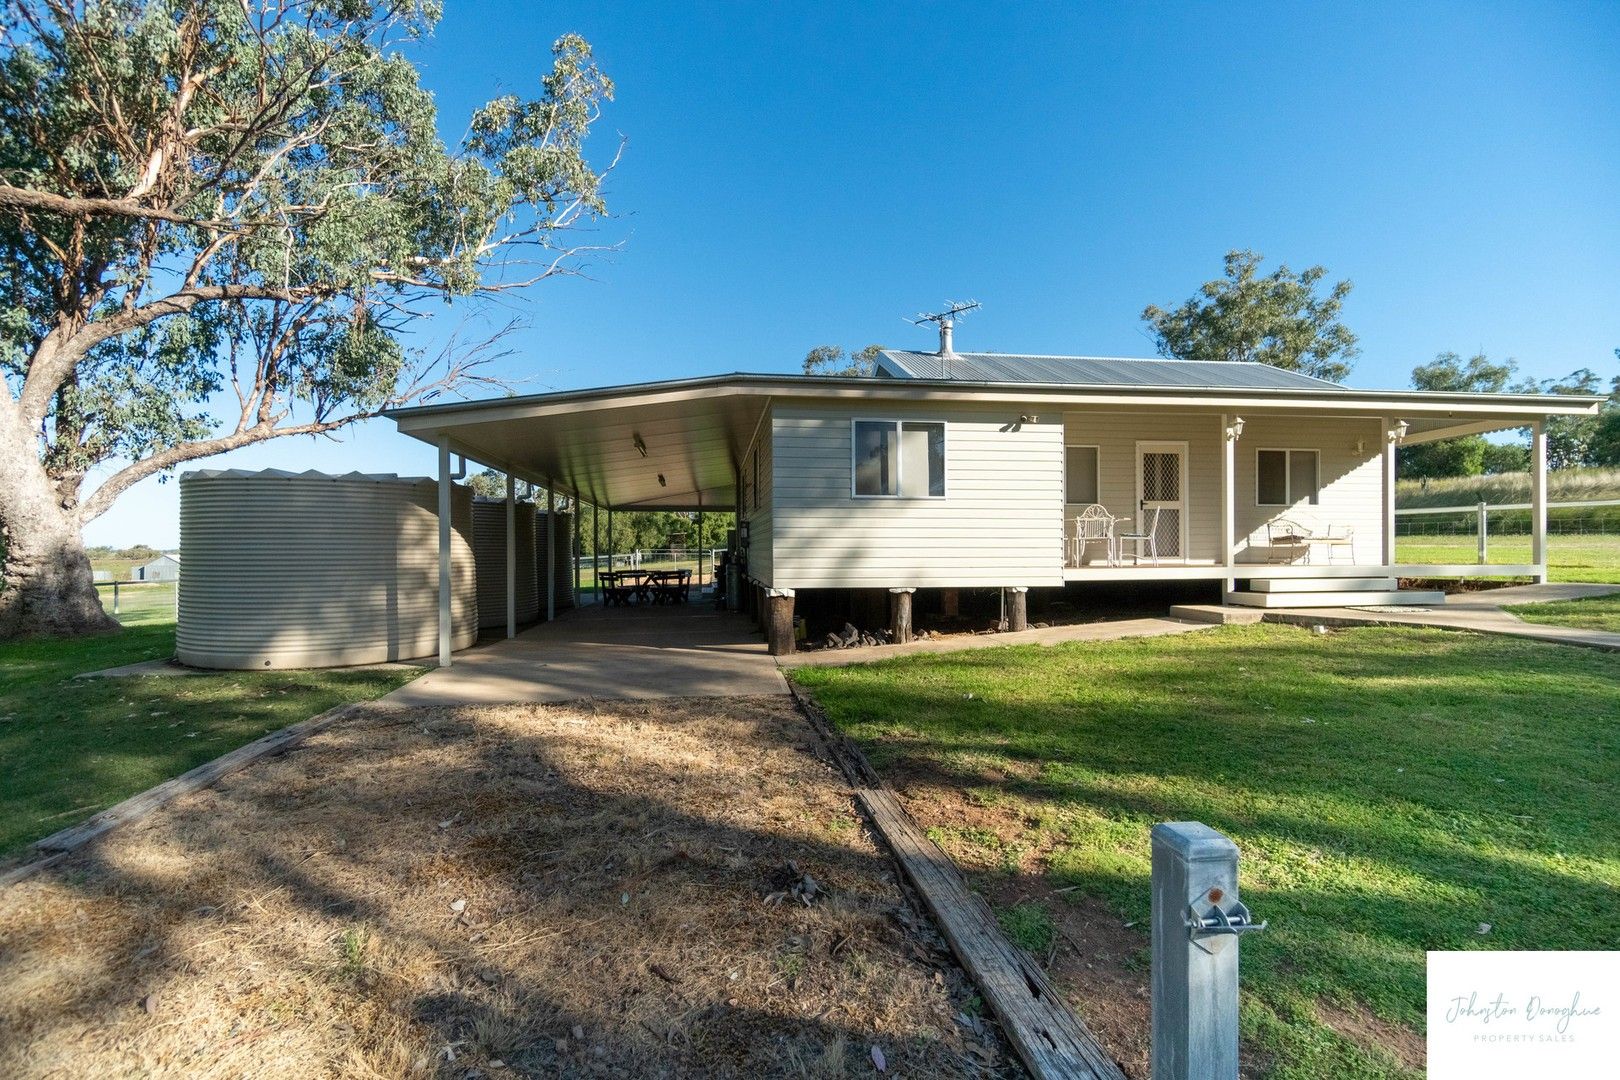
[876,351,1349,391]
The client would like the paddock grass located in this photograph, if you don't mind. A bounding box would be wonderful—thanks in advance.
[1394,534,1620,583]
[0,608,419,859]
[790,625,1620,1079]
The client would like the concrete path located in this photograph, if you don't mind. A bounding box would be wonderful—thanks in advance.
[382,602,788,706]
[1178,582,1620,653]
[779,616,1212,668]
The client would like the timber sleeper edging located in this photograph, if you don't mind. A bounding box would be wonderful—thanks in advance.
[786,681,1128,1080]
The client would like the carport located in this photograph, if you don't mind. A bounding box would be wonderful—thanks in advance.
[389,375,777,667]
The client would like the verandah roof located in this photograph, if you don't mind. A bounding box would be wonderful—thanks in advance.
[386,372,1604,511]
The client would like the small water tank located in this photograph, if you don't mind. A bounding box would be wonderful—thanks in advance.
[537,510,575,614]
[472,497,539,630]
[177,469,477,669]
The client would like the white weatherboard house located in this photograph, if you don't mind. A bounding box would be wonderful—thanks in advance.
[388,331,1603,659]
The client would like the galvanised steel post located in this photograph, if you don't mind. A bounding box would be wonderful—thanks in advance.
[1151,822,1266,1080]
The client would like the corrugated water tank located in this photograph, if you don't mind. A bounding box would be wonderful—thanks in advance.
[472,497,540,629]
[177,469,477,669]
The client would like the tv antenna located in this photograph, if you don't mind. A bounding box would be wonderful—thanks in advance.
[910,300,980,369]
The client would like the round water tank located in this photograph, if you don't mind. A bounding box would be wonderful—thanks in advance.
[537,510,575,614]
[177,470,477,669]
[472,497,539,629]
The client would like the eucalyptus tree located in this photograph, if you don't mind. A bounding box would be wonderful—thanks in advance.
[1142,249,1359,383]
[0,0,617,636]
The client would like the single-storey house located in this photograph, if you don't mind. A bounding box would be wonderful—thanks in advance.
[135,552,181,582]
[388,330,1603,660]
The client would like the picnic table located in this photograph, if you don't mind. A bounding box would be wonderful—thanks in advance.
[601,568,691,606]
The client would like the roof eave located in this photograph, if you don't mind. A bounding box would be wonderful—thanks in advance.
[387,372,1607,429]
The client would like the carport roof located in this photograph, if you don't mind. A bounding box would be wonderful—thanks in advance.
[386,371,1603,511]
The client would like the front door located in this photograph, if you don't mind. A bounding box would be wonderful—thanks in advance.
[1135,441,1188,560]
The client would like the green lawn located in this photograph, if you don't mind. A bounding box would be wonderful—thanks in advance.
[790,625,1620,1079]
[1395,534,1620,583]
[0,603,420,859]
[1506,592,1620,633]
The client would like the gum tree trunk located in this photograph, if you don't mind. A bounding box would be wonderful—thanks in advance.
[0,408,118,639]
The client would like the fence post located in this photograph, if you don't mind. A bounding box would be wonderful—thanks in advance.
[1477,500,1488,564]
[1151,822,1266,1080]
[112,581,120,616]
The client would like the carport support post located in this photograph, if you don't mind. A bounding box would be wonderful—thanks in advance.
[1004,586,1028,632]
[888,587,914,644]
[765,589,795,656]
[505,473,516,638]
[546,486,557,621]
[1531,421,1548,583]
[437,435,453,668]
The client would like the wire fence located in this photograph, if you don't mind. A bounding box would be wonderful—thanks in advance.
[1394,498,1620,537]
[93,579,178,626]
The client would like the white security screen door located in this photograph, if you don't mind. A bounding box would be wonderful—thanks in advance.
[1135,441,1188,559]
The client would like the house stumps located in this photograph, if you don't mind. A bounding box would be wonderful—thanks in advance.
[765,589,796,656]
[888,588,915,644]
[1004,586,1029,632]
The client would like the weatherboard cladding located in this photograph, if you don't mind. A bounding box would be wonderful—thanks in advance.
[877,350,1349,391]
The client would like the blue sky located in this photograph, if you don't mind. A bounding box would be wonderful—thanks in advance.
[87,0,1620,547]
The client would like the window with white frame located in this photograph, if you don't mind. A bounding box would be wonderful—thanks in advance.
[1065,445,1100,504]
[1257,449,1320,506]
[852,419,945,497]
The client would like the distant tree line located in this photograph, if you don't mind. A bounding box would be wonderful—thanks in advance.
[1142,251,1618,479]
[1399,350,1620,479]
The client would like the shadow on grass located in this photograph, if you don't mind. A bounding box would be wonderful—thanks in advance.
[0,698,1011,1079]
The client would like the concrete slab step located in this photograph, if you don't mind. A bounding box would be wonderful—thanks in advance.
[1168,604,1264,625]
[1224,590,1448,609]
[1249,576,1397,592]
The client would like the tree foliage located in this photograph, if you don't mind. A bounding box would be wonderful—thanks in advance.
[1142,250,1359,383]
[1400,351,1516,479]
[1513,363,1620,470]
[0,0,616,517]
[0,0,618,635]
[803,344,883,377]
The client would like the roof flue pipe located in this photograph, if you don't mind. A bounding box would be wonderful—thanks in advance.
[938,318,954,378]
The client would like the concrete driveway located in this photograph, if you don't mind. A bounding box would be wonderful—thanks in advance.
[384,601,787,706]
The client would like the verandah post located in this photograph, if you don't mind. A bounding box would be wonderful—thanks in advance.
[1531,421,1548,583]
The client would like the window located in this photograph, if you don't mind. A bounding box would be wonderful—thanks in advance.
[1257,449,1320,506]
[1065,445,1099,504]
[853,419,945,497]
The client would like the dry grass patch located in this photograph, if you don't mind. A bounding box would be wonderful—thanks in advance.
[0,696,1012,1078]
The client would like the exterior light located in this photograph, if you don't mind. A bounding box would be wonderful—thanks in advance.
[657,473,667,487]
[633,433,648,458]
[1226,416,1245,441]
[1388,420,1409,444]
